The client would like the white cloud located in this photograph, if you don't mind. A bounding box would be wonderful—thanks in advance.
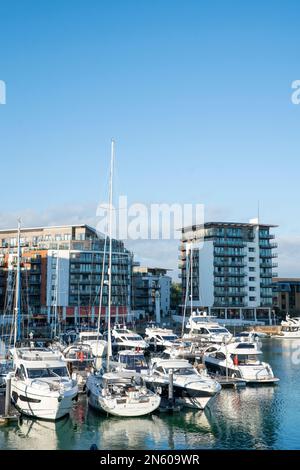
[277,235,300,278]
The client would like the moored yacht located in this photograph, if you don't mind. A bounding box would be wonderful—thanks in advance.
[163,338,204,360]
[274,315,300,339]
[144,358,221,410]
[111,349,149,374]
[78,331,108,357]
[184,310,232,344]
[203,340,279,384]
[185,313,232,344]
[106,324,148,351]
[144,325,179,351]
[86,370,161,417]
[10,348,78,420]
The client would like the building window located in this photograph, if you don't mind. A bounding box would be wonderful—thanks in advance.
[249,296,256,301]
[249,277,256,282]
[249,287,256,292]
[249,257,255,262]
[249,247,255,252]
[249,267,255,272]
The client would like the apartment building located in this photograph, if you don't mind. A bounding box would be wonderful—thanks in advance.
[179,219,278,325]
[131,265,171,320]
[0,224,133,326]
[272,278,300,317]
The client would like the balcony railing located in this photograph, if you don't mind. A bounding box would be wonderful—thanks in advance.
[214,301,247,307]
[214,289,247,296]
[214,251,245,257]
[260,262,278,268]
[214,260,246,267]
[259,242,278,249]
[259,233,275,240]
[214,271,245,277]
[214,239,246,247]
[214,281,248,288]
[260,253,278,259]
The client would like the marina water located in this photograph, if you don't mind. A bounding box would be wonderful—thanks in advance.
[1,338,300,450]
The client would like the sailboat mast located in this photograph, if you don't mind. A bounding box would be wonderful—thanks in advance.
[190,243,193,316]
[107,139,114,370]
[53,251,59,338]
[14,218,21,346]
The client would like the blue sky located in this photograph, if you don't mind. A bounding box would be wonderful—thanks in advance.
[1,0,300,277]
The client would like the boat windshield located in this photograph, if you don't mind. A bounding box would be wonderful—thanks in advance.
[125,335,143,341]
[27,367,69,378]
[120,355,147,368]
[165,367,195,376]
[81,335,101,341]
[208,328,229,334]
[233,355,260,365]
[161,335,178,341]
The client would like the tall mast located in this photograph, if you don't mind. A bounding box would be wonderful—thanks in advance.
[53,251,59,338]
[14,218,21,346]
[190,243,193,316]
[107,139,114,370]
[95,235,107,357]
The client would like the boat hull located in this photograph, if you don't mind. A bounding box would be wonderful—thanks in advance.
[204,361,278,385]
[88,389,160,417]
[11,381,78,420]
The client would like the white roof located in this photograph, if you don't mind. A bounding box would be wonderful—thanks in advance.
[153,358,193,369]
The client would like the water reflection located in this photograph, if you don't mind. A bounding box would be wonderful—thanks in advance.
[85,405,216,450]
[0,416,72,450]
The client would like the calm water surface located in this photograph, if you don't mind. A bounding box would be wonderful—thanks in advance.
[1,339,300,450]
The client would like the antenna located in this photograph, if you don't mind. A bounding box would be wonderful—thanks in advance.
[257,200,260,225]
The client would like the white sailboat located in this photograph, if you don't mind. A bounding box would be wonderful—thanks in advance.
[86,140,161,417]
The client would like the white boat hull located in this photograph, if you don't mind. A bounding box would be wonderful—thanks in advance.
[176,395,215,410]
[11,381,78,420]
[88,389,160,417]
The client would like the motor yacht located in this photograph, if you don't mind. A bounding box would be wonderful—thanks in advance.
[144,358,221,410]
[10,348,78,420]
[104,325,148,351]
[203,340,279,384]
[163,338,204,361]
[274,315,300,339]
[78,331,108,357]
[144,326,179,351]
[184,311,232,344]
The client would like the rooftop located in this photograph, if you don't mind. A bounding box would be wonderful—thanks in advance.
[181,221,278,232]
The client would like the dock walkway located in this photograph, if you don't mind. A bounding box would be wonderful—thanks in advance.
[211,375,247,388]
[0,392,19,425]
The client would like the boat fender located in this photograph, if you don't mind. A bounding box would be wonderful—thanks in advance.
[12,391,18,403]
